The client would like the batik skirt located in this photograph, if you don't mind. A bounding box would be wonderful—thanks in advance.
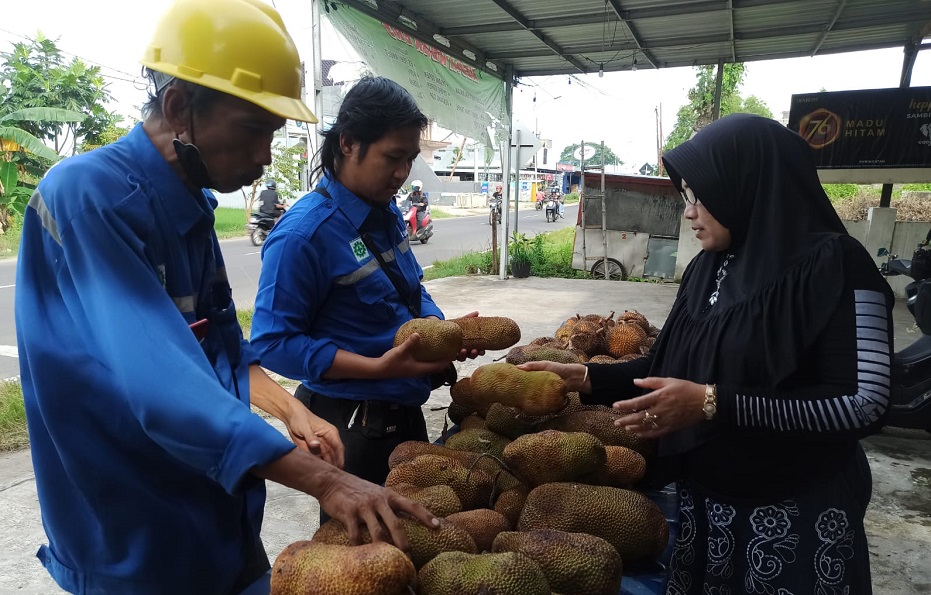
[665,445,873,595]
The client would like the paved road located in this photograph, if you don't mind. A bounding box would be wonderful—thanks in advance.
[0,205,577,379]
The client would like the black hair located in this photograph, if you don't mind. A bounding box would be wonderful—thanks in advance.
[312,76,428,182]
[141,73,226,120]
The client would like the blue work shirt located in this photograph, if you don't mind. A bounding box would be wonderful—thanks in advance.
[14,123,295,595]
[251,174,443,405]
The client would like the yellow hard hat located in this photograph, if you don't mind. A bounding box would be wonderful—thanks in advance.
[141,0,317,123]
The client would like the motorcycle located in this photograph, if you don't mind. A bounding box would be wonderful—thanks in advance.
[534,196,544,211]
[246,211,278,246]
[877,233,931,431]
[489,196,502,225]
[400,197,433,243]
[544,197,560,223]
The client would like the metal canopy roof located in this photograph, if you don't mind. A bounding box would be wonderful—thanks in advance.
[336,0,931,80]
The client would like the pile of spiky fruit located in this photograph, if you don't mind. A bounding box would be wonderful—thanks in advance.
[270,314,669,595]
[505,310,659,366]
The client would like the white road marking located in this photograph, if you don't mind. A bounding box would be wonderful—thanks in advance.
[0,345,18,359]
[0,284,14,289]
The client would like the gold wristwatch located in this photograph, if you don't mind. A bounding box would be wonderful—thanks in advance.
[703,384,718,421]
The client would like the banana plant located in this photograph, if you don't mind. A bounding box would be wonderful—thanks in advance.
[0,106,85,232]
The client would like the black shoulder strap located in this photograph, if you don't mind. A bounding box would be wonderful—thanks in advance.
[314,184,421,318]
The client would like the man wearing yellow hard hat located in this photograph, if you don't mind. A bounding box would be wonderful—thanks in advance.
[14,1,437,593]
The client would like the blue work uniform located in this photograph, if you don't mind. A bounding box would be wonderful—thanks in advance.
[251,175,443,492]
[250,174,443,404]
[14,124,295,595]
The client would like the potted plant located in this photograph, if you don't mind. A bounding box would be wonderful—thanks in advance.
[509,231,532,278]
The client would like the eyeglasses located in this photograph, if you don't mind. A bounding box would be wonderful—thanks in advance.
[680,186,699,205]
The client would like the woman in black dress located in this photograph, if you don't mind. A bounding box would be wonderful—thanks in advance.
[523,114,891,594]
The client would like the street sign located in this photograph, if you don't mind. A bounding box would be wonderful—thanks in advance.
[510,121,541,167]
[573,145,597,161]
[639,163,656,176]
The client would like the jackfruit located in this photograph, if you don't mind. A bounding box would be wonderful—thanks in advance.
[588,355,619,364]
[484,402,541,439]
[540,407,654,456]
[492,529,622,595]
[581,445,647,487]
[270,541,415,595]
[444,428,511,459]
[501,430,606,486]
[385,453,494,510]
[517,483,668,564]
[459,413,486,432]
[418,551,551,595]
[311,517,477,570]
[389,483,462,517]
[605,322,647,358]
[450,378,492,416]
[529,336,559,346]
[504,344,580,366]
[446,401,475,424]
[393,318,463,362]
[494,485,530,526]
[468,363,568,416]
[451,316,522,351]
[445,508,512,552]
[387,441,520,492]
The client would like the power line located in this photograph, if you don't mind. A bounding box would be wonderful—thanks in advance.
[0,27,147,86]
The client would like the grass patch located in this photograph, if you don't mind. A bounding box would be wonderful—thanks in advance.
[238,308,254,339]
[427,208,454,219]
[423,227,590,281]
[0,380,28,452]
[0,226,21,260]
[215,207,251,239]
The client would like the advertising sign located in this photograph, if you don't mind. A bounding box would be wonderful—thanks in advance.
[326,5,508,142]
[788,87,931,169]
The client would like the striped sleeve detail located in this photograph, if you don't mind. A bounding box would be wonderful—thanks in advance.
[734,289,890,431]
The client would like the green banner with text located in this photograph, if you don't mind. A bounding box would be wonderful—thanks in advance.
[326,4,508,143]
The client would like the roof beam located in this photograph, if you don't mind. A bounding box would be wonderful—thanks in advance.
[727,0,736,62]
[442,0,803,37]
[604,0,658,69]
[337,0,505,79]
[495,9,929,63]
[811,0,849,56]
[484,0,589,73]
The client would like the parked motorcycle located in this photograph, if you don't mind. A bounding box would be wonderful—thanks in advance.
[401,198,433,243]
[246,211,278,246]
[544,197,560,223]
[489,196,502,226]
[877,234,931,431]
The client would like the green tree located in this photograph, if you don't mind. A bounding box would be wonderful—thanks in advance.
[664,63,773,152]
[244,141,308,211]
[0,34,116,156]
[558,143,623,168]
[80,120,134,153]
[0,106,84,232]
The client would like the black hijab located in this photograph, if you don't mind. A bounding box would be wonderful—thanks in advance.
[653,114,855,456]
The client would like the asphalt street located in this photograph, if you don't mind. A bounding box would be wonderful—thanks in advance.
[0,204,577,379]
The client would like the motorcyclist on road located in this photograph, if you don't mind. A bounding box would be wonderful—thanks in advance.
[408,180,428,229]
[259,180,286,220]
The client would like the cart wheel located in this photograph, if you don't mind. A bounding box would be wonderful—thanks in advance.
[591,258,626,280]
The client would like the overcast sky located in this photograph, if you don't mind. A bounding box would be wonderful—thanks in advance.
[3,0,930,170]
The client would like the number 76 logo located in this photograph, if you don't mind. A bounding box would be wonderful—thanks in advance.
[798,108,842,149]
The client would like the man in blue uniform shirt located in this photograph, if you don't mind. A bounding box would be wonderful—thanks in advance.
[13,2,436,594]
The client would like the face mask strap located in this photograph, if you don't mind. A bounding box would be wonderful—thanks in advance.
[172,112,215,190]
